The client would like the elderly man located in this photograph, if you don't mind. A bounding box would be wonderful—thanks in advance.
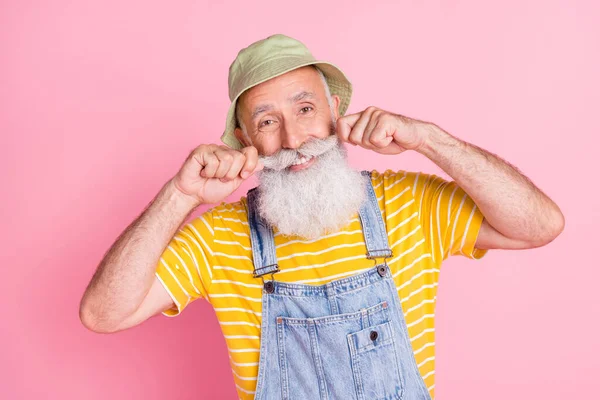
[79,34,564,399]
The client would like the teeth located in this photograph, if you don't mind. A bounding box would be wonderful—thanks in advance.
[292,156,311,166]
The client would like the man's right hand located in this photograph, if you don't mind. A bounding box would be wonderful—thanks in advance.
[171,144,263,205]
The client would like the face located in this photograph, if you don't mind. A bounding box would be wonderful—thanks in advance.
[234,66,341,159]
[234,67,364,239]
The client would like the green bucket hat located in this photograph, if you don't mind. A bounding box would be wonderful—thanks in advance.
[221,34,353,150]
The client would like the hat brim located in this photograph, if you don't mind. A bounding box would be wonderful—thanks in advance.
[221,59,352,150]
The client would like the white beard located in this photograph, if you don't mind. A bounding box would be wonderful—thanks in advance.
[256,141,366,240]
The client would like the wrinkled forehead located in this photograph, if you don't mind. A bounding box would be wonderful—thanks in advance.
[237,66,327,117]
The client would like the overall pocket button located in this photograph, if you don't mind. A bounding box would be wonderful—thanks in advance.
[370,330,379,341]
[377,265,387,276]
[264,281,275,293]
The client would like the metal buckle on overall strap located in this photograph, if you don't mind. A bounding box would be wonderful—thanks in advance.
[366,249,393,277]
[253,264,280,293]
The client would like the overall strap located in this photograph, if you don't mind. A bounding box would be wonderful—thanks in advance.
[246,187,280,278]
[358,171,394,260]
[247,171,393,279]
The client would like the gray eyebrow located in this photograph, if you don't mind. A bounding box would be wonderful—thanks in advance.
[290,91,315,103]
[251,104,274,120]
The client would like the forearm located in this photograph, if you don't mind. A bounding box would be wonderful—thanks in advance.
[79,179,200,330]
[416,122,564,244]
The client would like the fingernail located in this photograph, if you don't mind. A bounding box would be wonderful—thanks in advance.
[241,171,249,179]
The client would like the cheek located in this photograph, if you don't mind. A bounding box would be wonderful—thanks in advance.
[255,136,282,156]
[300,115,333,137]
[310,122,333,139]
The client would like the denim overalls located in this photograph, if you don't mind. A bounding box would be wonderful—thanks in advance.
[246,171,431,400]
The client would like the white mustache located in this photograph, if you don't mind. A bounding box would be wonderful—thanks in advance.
[256,138,365,239]
[259,135,339,171]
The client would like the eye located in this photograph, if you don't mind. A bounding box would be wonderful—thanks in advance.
[300,106,313,113]
[260,119,275,127]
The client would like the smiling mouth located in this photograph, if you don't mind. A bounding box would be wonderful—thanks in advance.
[291,156,312,166]
[288,155,316,171]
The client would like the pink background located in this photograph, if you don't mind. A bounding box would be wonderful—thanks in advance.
[2,1,598,399]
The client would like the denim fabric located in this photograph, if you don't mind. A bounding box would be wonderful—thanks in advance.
[247,172,431,400]
[247,187,280,278]
[357,170,394,260]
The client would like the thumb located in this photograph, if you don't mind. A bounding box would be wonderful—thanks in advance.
[231,161,263,187]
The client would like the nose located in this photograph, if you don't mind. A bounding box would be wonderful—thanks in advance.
[280,119,307,150]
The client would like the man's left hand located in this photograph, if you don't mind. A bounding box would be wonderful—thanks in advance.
[336,106,428,155]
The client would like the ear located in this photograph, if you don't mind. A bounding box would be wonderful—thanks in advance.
[234,127,250,147]
[332,95,341,119]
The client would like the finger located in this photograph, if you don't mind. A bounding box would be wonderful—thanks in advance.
[240,146,260,178]
[369,124,394,149]
[336,112,362,143]
[256,160,264,172]
[222,151,247,182]
[214,149,234,179]
[348,108,376,146]
[363,110,382,147]
[199,151,219,178]
[337,112,362,128]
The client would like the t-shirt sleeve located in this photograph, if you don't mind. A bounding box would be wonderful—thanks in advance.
[408,172,488,262]
[155,211,215,317]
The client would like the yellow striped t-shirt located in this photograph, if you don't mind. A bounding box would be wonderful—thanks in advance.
[155,169,488,399]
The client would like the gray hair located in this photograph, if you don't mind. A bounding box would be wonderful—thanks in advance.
[235,66,334,138]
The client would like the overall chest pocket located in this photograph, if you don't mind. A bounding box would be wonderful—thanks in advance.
[347,321,404,400]
[275,300,404,400]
